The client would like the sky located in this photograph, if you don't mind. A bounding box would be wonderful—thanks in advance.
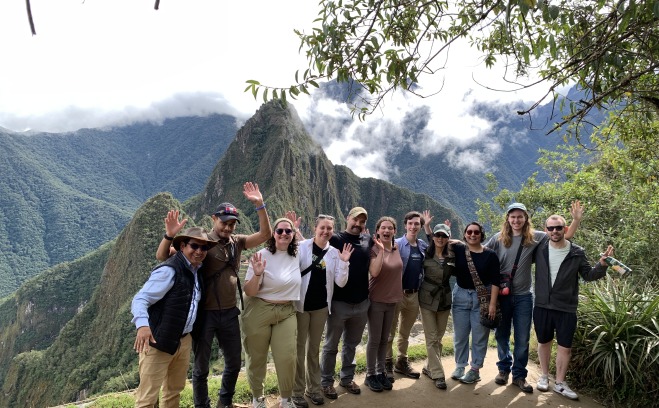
[0,0,561,179]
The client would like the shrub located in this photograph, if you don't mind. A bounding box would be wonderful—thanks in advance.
[571,276,659,407]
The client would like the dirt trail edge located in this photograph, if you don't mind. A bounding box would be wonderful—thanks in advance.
[264,350,604,408]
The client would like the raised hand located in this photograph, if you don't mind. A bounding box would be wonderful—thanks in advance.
[570,200,584,221]
[339,243,354,262]
[422,210,434,226]
[285,210,302,230]
[372,235,384,250]
[165,210,187,237]
[243,182,264,205]
[599,245,614,265]
[250,252,266,276]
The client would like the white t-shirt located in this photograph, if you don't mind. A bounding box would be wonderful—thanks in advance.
[548,242,571,286]
[246,248,301,302]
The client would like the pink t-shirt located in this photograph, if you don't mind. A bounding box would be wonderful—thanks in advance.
[369,245,403,303]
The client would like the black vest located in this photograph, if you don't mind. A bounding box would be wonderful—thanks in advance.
[147,251,197,355]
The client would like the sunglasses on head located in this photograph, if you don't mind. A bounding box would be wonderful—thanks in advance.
[187,242,211,252]
[275,228,294,235]
[465,229,481,236]
[317,214,335,221]
[546,225,564,231]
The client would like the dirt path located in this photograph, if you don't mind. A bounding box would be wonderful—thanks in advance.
[264,351,604,408]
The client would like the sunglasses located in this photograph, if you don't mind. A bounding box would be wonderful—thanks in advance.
[275,228,294,235]
[187,242,211,252]
[434,233,449,239]
[546,225,564,231]
[317,214,335,221]
[465,230,481,236]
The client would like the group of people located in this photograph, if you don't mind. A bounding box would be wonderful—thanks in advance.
[130,181,613,408]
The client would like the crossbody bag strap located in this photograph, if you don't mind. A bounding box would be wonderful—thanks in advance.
[510,242,524,281]
[464,247,489,304]
[300,249,329,277]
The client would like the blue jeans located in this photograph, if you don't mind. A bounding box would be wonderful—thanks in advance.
[452,285,490,370]
[495,293,533,380]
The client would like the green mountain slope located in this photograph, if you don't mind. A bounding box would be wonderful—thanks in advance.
[0,114,237,296]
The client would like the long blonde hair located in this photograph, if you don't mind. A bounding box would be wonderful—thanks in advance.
[498,211,536,248]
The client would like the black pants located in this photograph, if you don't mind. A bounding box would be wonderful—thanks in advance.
[192,307,242,407]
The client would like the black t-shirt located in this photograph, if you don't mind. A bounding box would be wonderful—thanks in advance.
[330,231,370,304]
[453,242,501,289]
[304,243,329,311]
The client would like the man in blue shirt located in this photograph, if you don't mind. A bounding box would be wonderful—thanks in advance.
[387,211,428,381]
[132,227,217,408]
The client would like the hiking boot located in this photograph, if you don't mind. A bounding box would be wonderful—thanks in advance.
[435,377,447,390]
[554,382,578,400]
[450,367,465,380]
[494,370,509,385]
[339,380,361,394]
[513,377,533,393]
[459,369,481,384]
[291,396,308,408]
[321,385,337,400]
[385,358,395,383]
[422,367,433,379]
[536,375,549,392]
[304,392,324,406]
[376,373,393,390]
[394,357,420,379]
[217,403,234,408]
[364,375,383,392]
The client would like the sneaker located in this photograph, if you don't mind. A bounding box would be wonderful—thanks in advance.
[512,377,533,393]
[435,377,447,390]
[280,400,296,408]
[304,392,324,406]
[450,367,465,380]
[254,397,266,408]
[459,369,481,384]
[536,375,549,392]
[554,382,578,400]
[394,358,421,379]
[385,358,395,383]
[291,396,308,408]
[339,380,361,394]
[321,385,337,400]
[364,375,383,392]
[494,370,509,385]
[376,373,393,390]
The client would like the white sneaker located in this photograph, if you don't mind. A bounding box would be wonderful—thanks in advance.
[537,375,549,392]
[554,382,578,400]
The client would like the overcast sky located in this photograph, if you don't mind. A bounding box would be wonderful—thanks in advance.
[1,1,561,179]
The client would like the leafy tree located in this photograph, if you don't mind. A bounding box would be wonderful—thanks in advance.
[250,0,659,129]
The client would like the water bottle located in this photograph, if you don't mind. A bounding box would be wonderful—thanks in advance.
[600,254,632,277]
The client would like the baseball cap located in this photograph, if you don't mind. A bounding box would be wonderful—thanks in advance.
[347,206,368,219]
[432,224,451,237]
[213,202,240,223]
[507,202,528,214]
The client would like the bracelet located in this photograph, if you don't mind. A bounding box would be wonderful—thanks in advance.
[255,203,266,211]
[163,233,174,241]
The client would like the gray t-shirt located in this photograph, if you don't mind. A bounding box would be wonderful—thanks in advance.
[485,231,548,295]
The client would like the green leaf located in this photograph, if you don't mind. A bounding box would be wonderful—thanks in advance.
[245,80,261,85]
[308,80,319,88]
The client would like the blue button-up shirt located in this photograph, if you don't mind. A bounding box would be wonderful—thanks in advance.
[395,235,429,290]
[131,256,201,334]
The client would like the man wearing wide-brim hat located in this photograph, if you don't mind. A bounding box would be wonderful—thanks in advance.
[132,226,217,408]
